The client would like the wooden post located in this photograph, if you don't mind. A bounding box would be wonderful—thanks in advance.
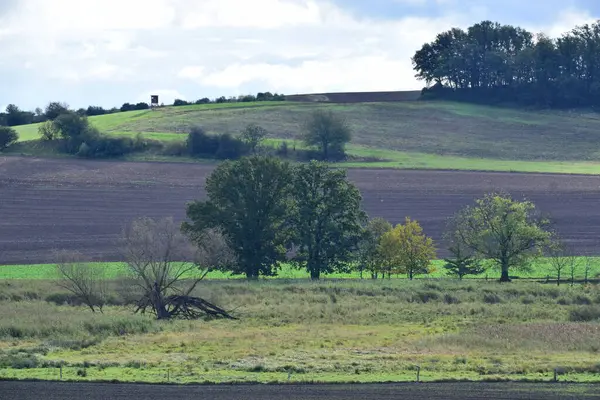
[288,371,291,381]
[416,366,421,383]
[60,365,62,380]
[554,368,558,382]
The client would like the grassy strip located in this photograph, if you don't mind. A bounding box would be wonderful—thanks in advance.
[1,257,598,280]
[342,146,600,175]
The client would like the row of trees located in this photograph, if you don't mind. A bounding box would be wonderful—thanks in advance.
[0,92,287,127]
[55,157,580,320]
[185,111,352,161]
[413,20,600,107]
[182,156,558,282]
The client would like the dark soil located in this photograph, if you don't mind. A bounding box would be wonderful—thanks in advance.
[1,381,599,400]
[1,156,600,264]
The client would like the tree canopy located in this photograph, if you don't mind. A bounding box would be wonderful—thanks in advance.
[412,20,600,107]
[450,193,553,282]
[290,161,366,280]
[379,218,436,280]
[302,110,351,160]
[183,156,292,279]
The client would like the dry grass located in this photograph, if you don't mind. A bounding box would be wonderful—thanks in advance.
[1,279,600,383]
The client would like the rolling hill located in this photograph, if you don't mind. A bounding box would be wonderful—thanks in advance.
[10,95,600,174]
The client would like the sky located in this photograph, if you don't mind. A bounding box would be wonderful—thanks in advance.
[0,0,598,110]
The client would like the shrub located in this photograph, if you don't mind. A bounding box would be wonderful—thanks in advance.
[173,99,190,106]
[187,127,219,157]
[416,290,440,303]
[161,141,187,156]
[444,293,461,304]
[573,295,592,305]
[277,141,289,157]
[78,136,138,158]
[569,305,600,322]
[482,293,502,304]
[38,120,60,141]
[86,106,107,116]
[195,98,210,104]
[0,126,18,149]
[215,133,247,159]
[186,127,247,159]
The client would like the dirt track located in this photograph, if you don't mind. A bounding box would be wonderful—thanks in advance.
[1,381,599,400]
[1,156,600,264]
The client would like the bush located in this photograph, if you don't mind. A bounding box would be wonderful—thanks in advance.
[0,126,18,149]
[161,141,187,156]
[120,102,150,112]
[78,136,142,158]
[186,128,247,159]
[569,305,600,322]
[482,293,502,304]
[38,120,60,141]
[173,99,190,106]
[215,133,247,159]
[195,98,211,104]
[187,127,219,157]
[277,141,289,157]
[86,106,107,116]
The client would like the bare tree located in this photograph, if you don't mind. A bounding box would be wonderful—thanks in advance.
[584,260,594,284]
[55,250,107,313]
[122,217,236,320]
[548,242,575,286]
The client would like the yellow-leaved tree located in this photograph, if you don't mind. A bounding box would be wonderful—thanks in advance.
[379,217,436,280]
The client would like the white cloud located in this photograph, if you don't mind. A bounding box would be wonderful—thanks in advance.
[537,8,596,37]
[0,0,597,109]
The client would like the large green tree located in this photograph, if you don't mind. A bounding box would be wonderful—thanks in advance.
[289,161,366,280]
[182,156,292,279]
[355,217,393,279]
[443,211,486,279]
[379,217,436,280]
[302,110,351,160]
[451,192,553,282]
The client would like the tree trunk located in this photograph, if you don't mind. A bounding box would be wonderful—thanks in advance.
[151,282,171,320]
[557,271,561,286]
[499,266,511,282]
[310,268,320,280]
[409,269,413,281]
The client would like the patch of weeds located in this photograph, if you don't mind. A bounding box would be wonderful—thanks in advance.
[557,297,570,305]
[124,360,145,369]
[569,305,600,322]
[415,290,440,303]
[482,293,502,304]
[573,295,592,305]
[443,294,460,304]
[520,295,536,304]
[0,354,39,369]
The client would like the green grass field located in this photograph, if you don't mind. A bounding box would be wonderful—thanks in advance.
[1,258,598,281]
[0,279,600,384]
[11,100,600,174]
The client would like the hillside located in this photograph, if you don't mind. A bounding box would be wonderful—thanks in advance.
[11,99,600,174]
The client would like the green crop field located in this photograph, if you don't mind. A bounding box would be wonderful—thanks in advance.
[11,100,600,174]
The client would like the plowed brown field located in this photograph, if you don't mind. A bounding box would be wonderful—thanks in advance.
[1,156,600,264]
[1,381,599,400]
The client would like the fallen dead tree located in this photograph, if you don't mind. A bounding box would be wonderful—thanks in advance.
[123,217,237,320]
[135,292,237,320]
